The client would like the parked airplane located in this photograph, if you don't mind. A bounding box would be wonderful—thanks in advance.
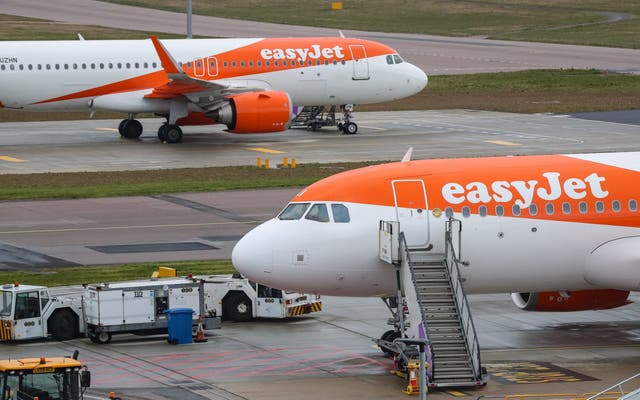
[0,36,427,142]
[233,152,640,311]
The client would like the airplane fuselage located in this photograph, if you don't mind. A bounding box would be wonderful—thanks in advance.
[232,152,640,297]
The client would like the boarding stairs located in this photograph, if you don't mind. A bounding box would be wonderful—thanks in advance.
[380,218,486,387]
[289,106,337,130]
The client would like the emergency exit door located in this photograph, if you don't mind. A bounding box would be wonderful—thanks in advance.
[392,179,430,248]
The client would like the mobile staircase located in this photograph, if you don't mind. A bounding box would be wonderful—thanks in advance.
[289,105,337,131]
[377,218,487,388]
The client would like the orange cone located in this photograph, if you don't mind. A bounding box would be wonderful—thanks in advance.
[194,315,207,343]
[403,363,419,395]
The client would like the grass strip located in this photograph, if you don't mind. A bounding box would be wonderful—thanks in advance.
[1,260,235,287]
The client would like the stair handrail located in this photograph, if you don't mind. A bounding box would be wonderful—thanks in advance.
[444,217,483,381]
[398,231,433,379]
[586,372,640,400]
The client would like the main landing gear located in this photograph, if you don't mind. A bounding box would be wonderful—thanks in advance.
[157,124,183,144]
[118,117,143,139]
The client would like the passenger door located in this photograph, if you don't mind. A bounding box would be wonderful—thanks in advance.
[13,290,44,339]
[349,45,370,80]
[392,179,430,248]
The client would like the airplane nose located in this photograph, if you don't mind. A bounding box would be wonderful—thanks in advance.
[412,65,428,92]
[232,223,274,285]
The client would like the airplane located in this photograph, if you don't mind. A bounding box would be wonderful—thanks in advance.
[232,151,640,310]
[0,35,427,142]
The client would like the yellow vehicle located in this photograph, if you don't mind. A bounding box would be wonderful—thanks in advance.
[0,354,90,400]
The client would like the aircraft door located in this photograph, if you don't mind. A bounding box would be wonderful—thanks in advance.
[392,179,430,248]
[349,45,370,80]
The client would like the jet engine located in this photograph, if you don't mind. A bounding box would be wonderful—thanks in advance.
[208,91,292,133]
[511,289,631,312]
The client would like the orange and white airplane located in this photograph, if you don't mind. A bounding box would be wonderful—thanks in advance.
[0,36,427,142]
[233,151,639,311]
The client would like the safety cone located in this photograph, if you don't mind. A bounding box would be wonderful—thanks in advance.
[194,315,207,343]
[402,363,419,395]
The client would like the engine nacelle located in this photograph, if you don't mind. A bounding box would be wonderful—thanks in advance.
[511,289,631,312]
[209,91,291,133]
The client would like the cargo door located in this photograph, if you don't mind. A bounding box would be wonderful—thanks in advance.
[349,45,369,80]
[392,179,430,248]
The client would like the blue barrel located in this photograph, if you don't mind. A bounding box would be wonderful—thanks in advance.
[166,308,194,344]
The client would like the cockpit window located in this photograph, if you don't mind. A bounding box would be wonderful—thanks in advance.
[305,204,330,222]
[278,203,310,220]
[393,54,403,64]
[386,55,394,65]
[331,204,350,223]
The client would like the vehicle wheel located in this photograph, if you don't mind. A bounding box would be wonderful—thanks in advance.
[95,331,112,344]
[48,309,78,341]
[380,329,401,357]
[157,124,168,141]
[342,122,358,135]
[310,122,319,132]
[224,294,252,322]
[120,119,143,139]
[164,125,183,143]
[337,122,343,131]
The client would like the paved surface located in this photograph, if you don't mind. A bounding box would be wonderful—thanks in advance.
[2,294,639,399]
[1,109,639,267]
[3,0,640,75]
[1,110,639,174]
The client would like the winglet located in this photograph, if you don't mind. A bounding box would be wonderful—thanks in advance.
[150,35,183,74]
[401,147,413,162]
[338,30,345,38]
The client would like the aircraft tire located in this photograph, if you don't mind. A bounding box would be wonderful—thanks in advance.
[164,125,183,144]
[157,124,168,142]
[120,119,143,139]
[342,122,358,135]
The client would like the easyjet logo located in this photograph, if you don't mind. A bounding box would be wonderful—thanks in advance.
[260,45,345,62]
[441,172,609,208]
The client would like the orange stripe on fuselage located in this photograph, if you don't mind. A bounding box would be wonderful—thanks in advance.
[293,154,640,228]
[32,37,394,105]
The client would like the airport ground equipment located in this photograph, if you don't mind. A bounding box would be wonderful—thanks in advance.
[196,274,322,322]
[376,219,488,388]
[84,278,220,344]
[0,353,91,400]
[289,105,358,134]
[0,282,85,341]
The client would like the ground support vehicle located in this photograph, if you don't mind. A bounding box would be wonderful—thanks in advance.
[196,274,322,322]
[0,283,84,341]
[0,354,90,400]
[84,278,220,344]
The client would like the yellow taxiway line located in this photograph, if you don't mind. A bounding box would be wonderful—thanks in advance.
[485,139,521,146]
[0,155,27,162]
[246,147,287,154]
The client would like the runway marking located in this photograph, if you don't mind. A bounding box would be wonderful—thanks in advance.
[0,155,27,162]
[246,147,286,154]
[96,127,119,132]
[0,220,262,235]
[485,139,521,146]
[446,390,468,397]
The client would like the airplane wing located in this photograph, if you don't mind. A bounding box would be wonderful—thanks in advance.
[146,36,269,107]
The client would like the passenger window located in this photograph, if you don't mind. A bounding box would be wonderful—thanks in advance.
[278,203,310,220]
[308,60,313,66]
[281,61,286,66]
[126,62,131,68]
[15,291,40,319]
[305,204,329,222]
[241,61,246,67]
[386,55,394,64]
[19,64,24,70]
[73,63,78,69]
[495,205,504,217]
[478,205,487,217]
[108,63,113,69]
[248,61,253,67]
[612,200,621,212]
[331,204,350,223]
[28,64,33,70]
[266,61,270,67]
[55,64,60,70]
[152,62,157,68]
[82,63,87,69]
[117,63,122,69]
[579,202,588,214]
[393,54,403,64]
[187,62,193,68]
[562,202,571,214]
[462,206,470,218]
[144,62,148,68]
[257,61,262,67]
[91,63,96,69]
[528,204,538,216]
[100,63,104,69]
[545,203,555,215]
[629,199,638,212]
[64,64,69,70]
[445,207,453,218]
[134,62,139,68]
[46,64,51,70]
[512,204,521,216]
[596,201,604,213]
[341,60,346,65]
